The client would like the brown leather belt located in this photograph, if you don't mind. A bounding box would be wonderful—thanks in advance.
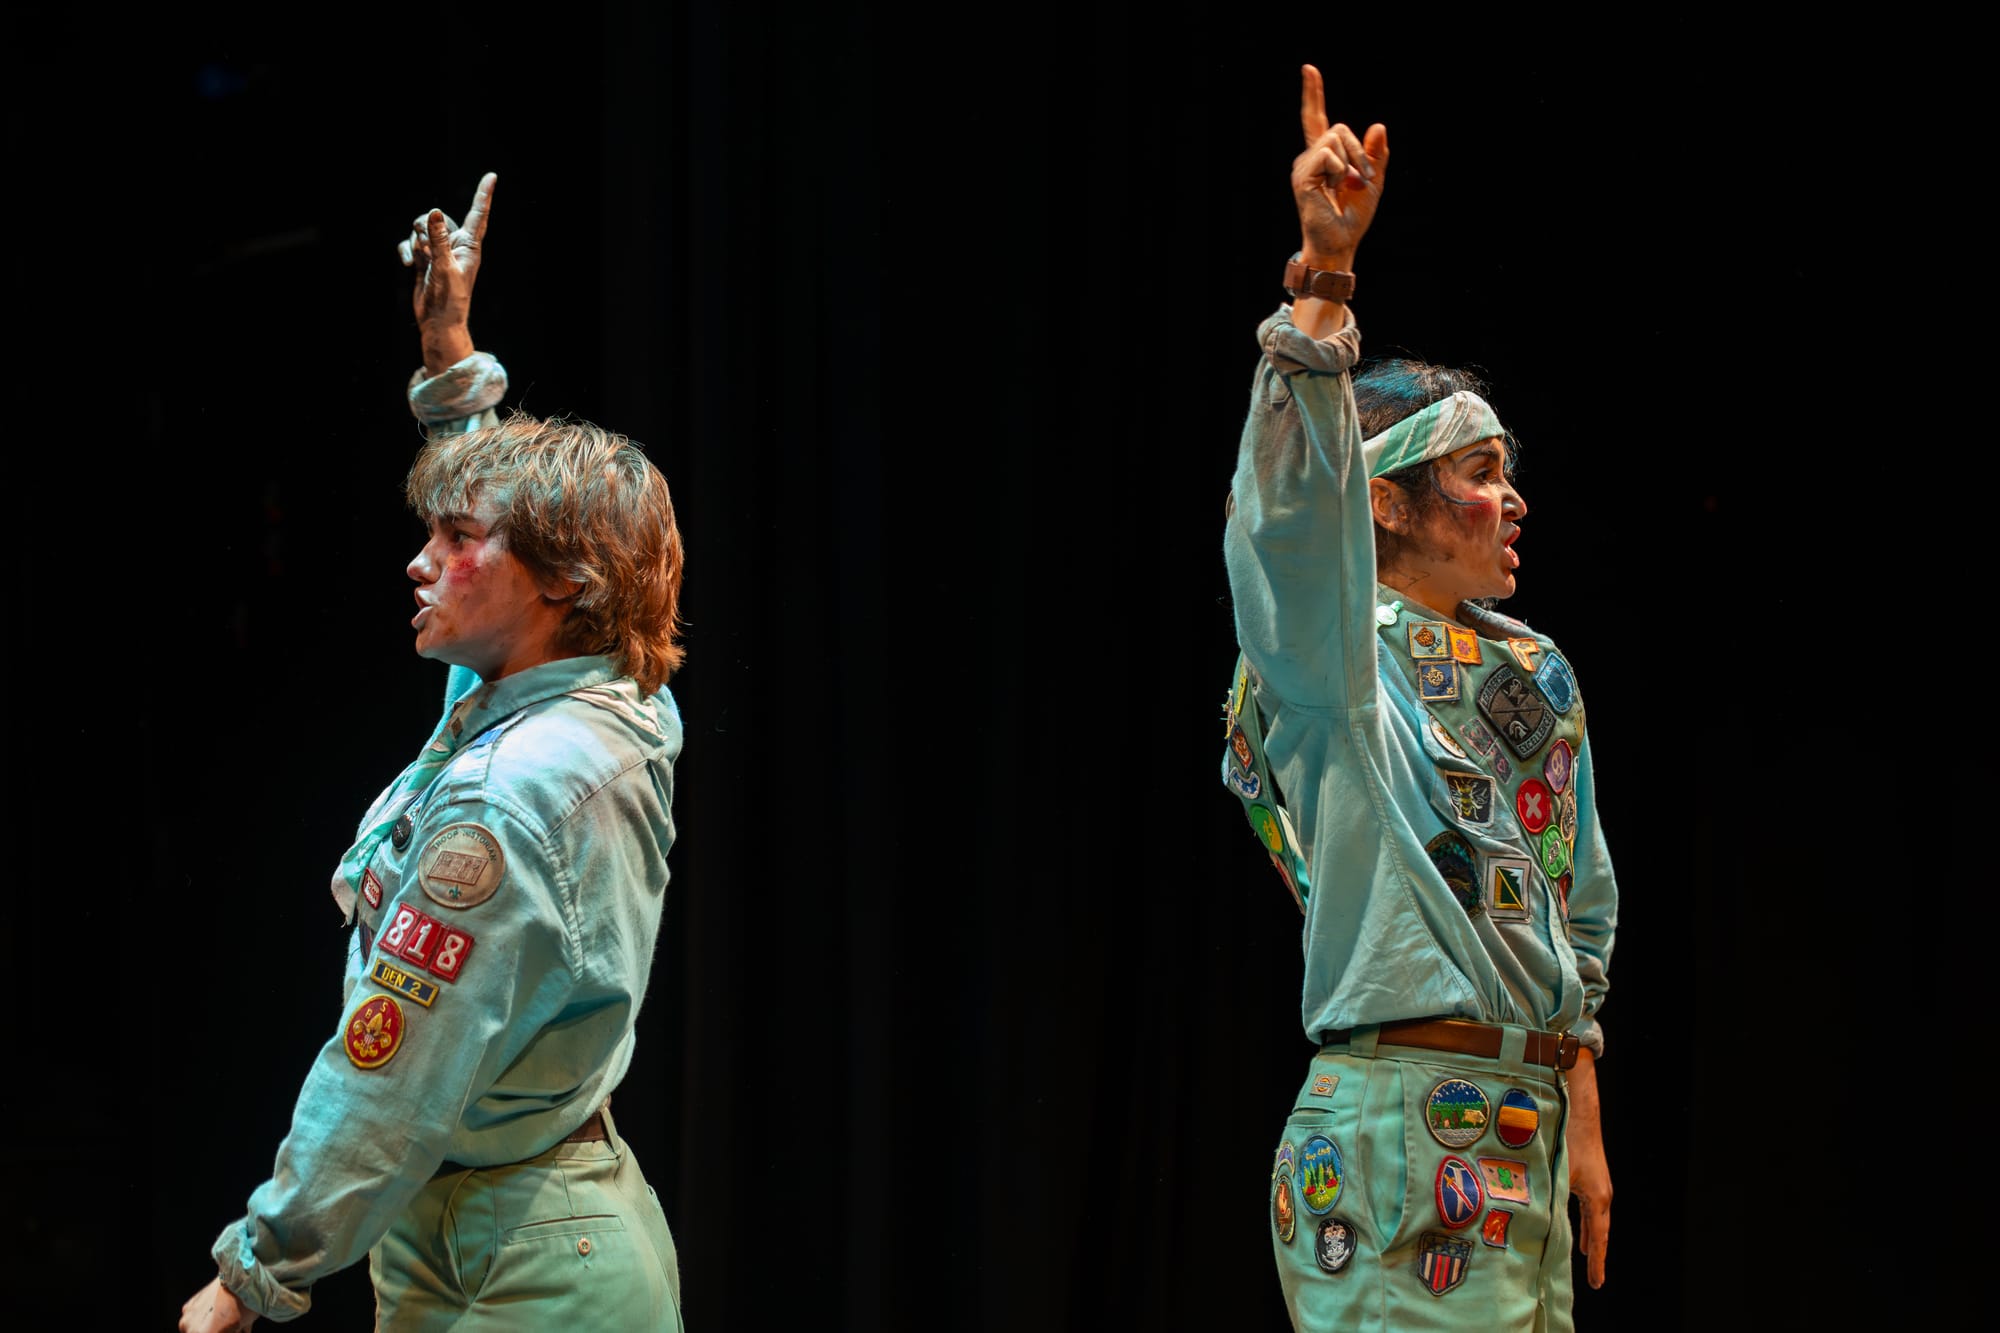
[564,1108,610,1143]
[1330,1018,1579,1071]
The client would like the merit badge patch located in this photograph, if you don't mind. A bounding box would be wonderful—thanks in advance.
[1407,620,1450,660]
[362,869,384,910]
[1425,830,1480,917]
[1482,1208,1513,1250]
[1491,749,1513,784]
[1477,1157,1533,1204]
[1299,1134,1343,1215]
[1248,804,1285,856]
[1426,1079,1491,1149]
[1457,718,1498,759]
[1429,717,1468,760]
[1418,1232,1473,1296]
[1230,725,1254,770]
[344,993,405,1069]
[1496,1089,1541,1149]
[1534,652,1577,714]
[1273,1140,1296,1181]
[1514,778,1552,836]
[368,958,440,1008]
[1226,764,1261,799]
[1443,772,1494,826]
[1556,873,1572,920]
[1486,857,1533,923]
[1558,787,1579,845]
[417,823,504,910]
[1542,738,1574,795]
[1435,1155,1484,1230]
[1315,1218,1357,1274]
[1273,1172,1297,1244]
[1447,625,1482,664]
[1477,666,1555,761]
[1311,1071,1339,1098]
[1417,660,1460,703]
[1506,638,1542,673]
[1539,824,1572,879]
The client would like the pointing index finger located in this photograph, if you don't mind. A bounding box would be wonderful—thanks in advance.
[462,172,496,245]
[1300,64,1328,147]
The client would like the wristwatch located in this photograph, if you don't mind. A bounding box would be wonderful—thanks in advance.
[1284,255,1355,302]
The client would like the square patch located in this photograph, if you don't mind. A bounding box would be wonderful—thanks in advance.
[1407,621,1451,660]
[1417,660,1460,703]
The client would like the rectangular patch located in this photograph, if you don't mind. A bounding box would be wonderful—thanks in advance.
[1443,772,1494,825]
[378,905,421,956]
[1447,626,1482,664]
[362,869,384,910]
[427,926,476,982]
[1406,620,1451,660]
[1477,1156,1533,1204]
[1310,1072,1339,1098]
[369,958,439,1007]
[1484,856,1534,923]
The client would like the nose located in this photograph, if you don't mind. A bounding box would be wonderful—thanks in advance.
[1502,478,1527,521]
[408,535,440,583]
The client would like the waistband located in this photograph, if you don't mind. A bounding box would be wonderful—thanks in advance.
[1322,1018,1579,1071]
[436,1104,613,1176]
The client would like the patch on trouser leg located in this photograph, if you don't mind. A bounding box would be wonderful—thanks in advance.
[1418,1233,1473,1295]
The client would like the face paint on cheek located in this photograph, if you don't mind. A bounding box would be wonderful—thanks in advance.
[1455,497,1497,529]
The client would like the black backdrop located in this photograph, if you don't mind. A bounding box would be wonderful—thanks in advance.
[9,8,1889,1329]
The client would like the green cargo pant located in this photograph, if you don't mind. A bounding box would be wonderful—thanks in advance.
[1269,1024,1574,1332]
[369,1106,684,1330]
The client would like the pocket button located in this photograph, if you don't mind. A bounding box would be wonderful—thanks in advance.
[577,1238,593,1257]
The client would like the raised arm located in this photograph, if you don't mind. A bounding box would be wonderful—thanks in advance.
[1221,68,1390,708]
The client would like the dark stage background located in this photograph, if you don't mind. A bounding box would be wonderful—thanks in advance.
[9,10,1886,1330]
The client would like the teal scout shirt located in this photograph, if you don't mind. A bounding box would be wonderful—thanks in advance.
[210,346,684,1319]
[1222,305,1616,1057]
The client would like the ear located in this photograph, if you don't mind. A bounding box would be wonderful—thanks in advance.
[1368,477,1409,532]
[536,573,585,604]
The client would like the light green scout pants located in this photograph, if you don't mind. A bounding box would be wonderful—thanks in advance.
[369,1106,685,1331]
[1269,1025,1574,1333]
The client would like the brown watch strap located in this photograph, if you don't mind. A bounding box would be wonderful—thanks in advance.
[1284,257,1356,302]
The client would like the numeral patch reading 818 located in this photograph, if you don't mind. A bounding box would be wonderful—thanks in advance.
[377,903,476,982]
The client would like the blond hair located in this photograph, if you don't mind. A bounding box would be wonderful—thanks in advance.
[407,413,685,692]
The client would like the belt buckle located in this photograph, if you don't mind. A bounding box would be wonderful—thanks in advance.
[1555,1031,1580,1070]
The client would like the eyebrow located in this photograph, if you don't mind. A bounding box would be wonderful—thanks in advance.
[1457,444,1506,470]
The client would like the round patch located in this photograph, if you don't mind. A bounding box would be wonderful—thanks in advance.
[344,993,405,1069]
[1299,1134,1343,1214]
[1248,804,1284,856]
[1229,726,1254,769]
[1273,1172,1297,1244]
[1429,718,1467,760]
[1542,738,1574,795]
[1514,777,1552,835]
[1435,1155,1484,1230]
[417,822,505,910]
[1227,764,1262,799]
[1314,1217,1356,1273]
[1558,786,1579,844]
[1556,873,1573,919]
[1496,1089,1541,1148]
[1425,1078,1491,1149]
[1424,830,1480,918]
[1538,823,1571,879]
[1273,1140,1296,1181]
